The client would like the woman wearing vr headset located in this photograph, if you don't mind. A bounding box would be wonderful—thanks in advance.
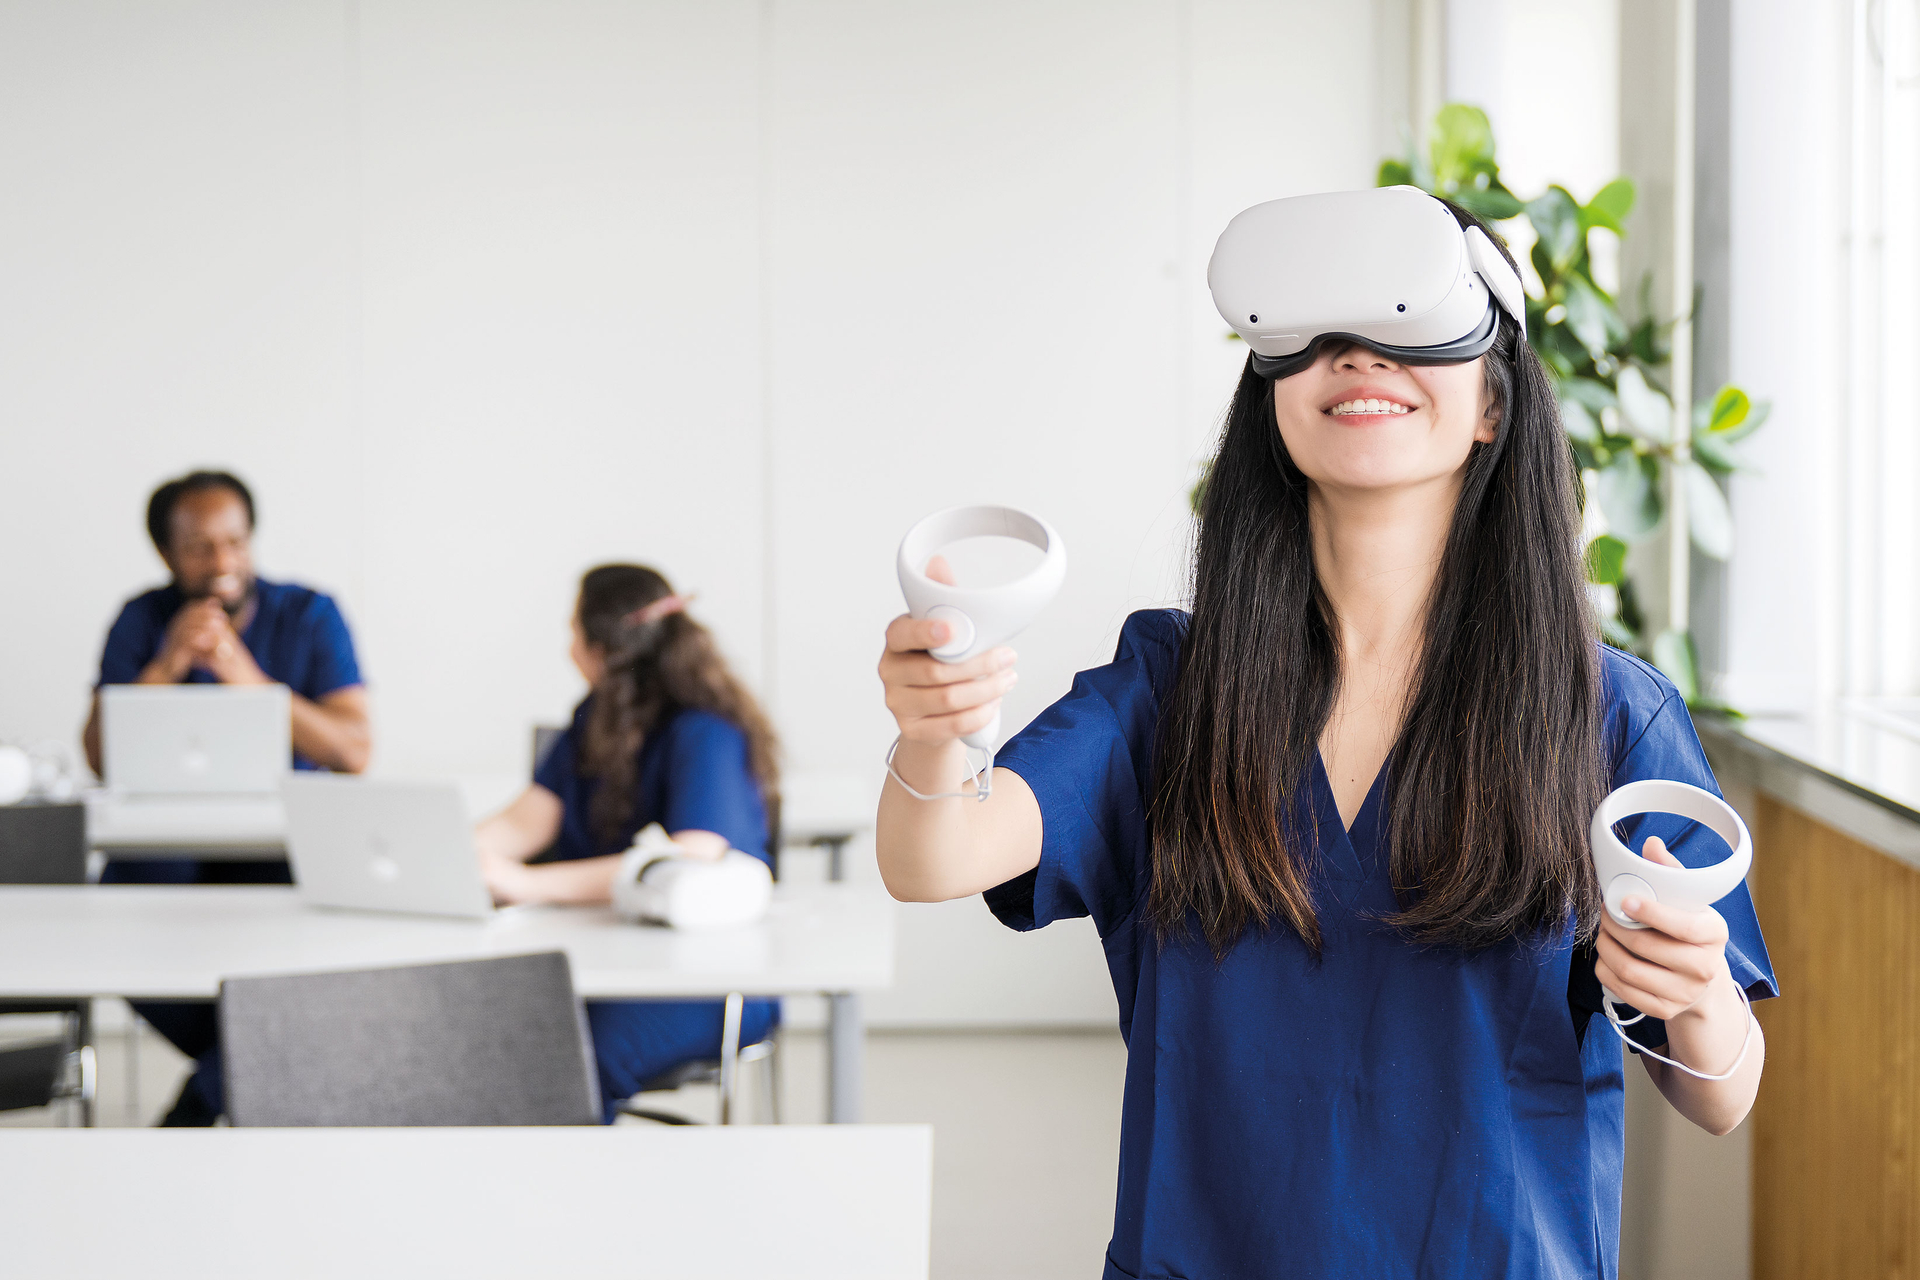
[876,189,1775,1278]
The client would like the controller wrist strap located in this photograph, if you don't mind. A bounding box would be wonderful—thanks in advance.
[1603,981,1758,1083]
[884,736,994,803]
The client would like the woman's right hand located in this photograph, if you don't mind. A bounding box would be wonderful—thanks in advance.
[878,557,1019,745]
[875,557,1043,902]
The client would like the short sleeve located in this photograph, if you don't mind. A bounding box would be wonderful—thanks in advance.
[659,712,769,864]
[984,610,1182,939]
[1606,690,1780,1047]
[303,594,363,697]
[533,725,577,797]
[97,600,161,686]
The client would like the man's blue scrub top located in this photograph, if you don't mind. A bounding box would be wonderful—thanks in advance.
[987,610,1777,1280]
[97,578,363,771]
[533,700,770,866]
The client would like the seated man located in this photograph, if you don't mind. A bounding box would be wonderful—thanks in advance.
[83,469,369,781]
[81,469,369,1126]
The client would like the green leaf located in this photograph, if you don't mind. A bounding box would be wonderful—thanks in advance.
[1601,615,1641,651]
[1707,385,1749,433]
[1580,177,1635,234]
[1585,533,1629,585]
[1530,240,1559,293]
[1465,191,1525,220]
[1689,430,1743,475]
[1625,314,1666,366]
[1559,274,1622,360]
[1455,186,1525,221]
[1684,460,1734,559]
[1560,397,1602,445]
[1652,629,1701,703]
[1377,158,1418,189]
[1594,449,1663,539]
[1613,364,1673,442]
[1526,187,1584,274]
[1716,398,1770,444]
[1560,377,1618,414]
[1429,103,1499,189]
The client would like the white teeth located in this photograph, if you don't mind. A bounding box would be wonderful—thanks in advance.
[1329,398,1411,416]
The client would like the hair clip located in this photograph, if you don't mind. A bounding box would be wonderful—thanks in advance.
[623,593,694,628]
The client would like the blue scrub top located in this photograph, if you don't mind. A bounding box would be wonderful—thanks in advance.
[96,578,364,771]
[987,609,1777,1280]
[533,700,770,865]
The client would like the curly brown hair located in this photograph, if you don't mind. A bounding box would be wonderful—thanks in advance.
[574,564,780,850]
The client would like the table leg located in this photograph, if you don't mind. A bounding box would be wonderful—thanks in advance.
[827,991,863,1123]
[822,836,850,883]
[718,992,745,1125]
[75,1000,95,1128]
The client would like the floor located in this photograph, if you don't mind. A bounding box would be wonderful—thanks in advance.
[0,1010,1128,1280]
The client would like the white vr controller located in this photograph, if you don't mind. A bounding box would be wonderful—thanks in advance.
[897,505,1067,750]
[1590,779,1757,1081]
[1591,779,1751,931]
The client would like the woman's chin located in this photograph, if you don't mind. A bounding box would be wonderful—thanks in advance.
[1305,455,1462,495]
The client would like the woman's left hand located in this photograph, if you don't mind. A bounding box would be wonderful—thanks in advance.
[1593,836,1732,1021]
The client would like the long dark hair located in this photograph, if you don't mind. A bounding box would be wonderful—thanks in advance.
[1148,206,1605,956]
[574,565,780,848]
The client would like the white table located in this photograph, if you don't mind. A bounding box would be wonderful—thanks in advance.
[0,1124,933,1279]
[0,884,893,1122]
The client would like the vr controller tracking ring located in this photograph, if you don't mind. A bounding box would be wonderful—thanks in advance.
[1590,779,1752,931]
[896,505,1067,753]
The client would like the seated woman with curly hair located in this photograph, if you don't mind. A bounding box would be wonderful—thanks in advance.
[475,564,780,1122]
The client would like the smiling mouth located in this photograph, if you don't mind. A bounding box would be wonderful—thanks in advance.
[1328,399,1412,416]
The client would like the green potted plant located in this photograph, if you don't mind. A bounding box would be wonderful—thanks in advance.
[1377,104,1767,713]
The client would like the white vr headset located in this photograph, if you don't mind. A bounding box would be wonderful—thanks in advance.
[1208,186,1528,380]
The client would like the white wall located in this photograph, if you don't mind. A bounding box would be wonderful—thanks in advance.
[0,0,1387,1025]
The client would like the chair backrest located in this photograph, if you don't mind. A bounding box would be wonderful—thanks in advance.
[0,803,86,885]
[220,951,600,1126]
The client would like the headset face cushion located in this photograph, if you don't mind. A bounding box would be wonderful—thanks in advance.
[1247,304,1501,380]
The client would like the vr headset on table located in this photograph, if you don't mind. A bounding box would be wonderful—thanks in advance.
[1208,186,1528,380]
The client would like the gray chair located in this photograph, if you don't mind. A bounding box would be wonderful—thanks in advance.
[220,951,600,1126]
[0,803,95,1125]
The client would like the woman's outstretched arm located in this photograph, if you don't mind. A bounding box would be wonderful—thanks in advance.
[875,608,1043,903]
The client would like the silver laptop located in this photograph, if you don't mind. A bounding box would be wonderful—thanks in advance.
[281,774,494,920]
[101,685,291,796]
